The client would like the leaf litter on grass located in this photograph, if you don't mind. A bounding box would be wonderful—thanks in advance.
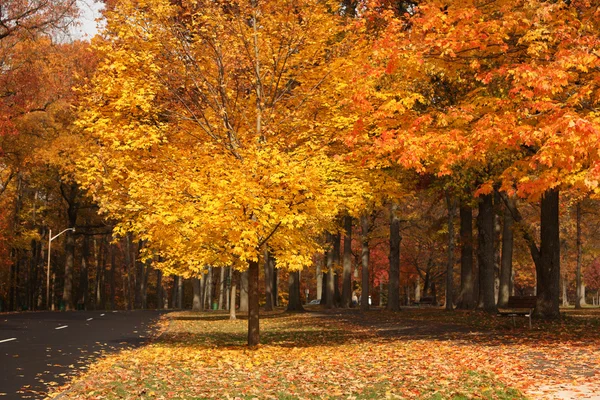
[49,308,600,399]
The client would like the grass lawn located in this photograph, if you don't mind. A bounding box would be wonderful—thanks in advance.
[49,307,600,399]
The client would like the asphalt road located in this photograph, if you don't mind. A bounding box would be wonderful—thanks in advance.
[0,310,164,399]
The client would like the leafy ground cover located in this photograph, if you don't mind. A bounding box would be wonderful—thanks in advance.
[50,307,600,399]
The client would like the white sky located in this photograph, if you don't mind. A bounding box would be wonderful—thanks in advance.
[72,0,105,40]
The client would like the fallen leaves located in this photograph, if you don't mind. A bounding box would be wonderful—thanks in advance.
[49,309,600,399]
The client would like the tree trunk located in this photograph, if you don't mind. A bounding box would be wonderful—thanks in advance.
[333,232,341,306]
[287,270,305,312]
[62,226,76,311]
[230,269,237,320]
[498,196,515,308]
[264,250,274,311]
[239,270,249,312]
[79,235,90,310]
[445,193,456,311]
[109,244,116,310]
[124,235,133,310]
[94,237,103,310]
[177,275,183,309]
[135,241,144,309]
[273,266,278,306]
[536,189,561,319]
[478,194,497,313]
[219,267,226,310]
[206,266,213,310]
[457,204,474,309]
[316,262,323,302]
[192,277,202,311]
[388,203,401,311]
[247,260,260,347]
[157,269,163,310]
[341,216,353,308]
[575,202,583,309]
[325,232,335,308]
[360,214,370,311]
[225,267,231,311]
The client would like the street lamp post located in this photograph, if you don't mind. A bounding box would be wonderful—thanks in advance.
[47,228,75,310]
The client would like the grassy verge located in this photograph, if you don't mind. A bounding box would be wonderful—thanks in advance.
[49,309,537,399]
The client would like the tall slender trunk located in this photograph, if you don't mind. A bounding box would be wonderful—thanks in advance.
[225,267,231,311]
[219,267,226,310]
[124,235,133,310]
[272,266,278,306]
[498,196,515,308]
[333,232,341,306]
[536,189,561,319]
[325,233,335,308]
[239,270,249,312]
[62,225,76,310]
[230,269,237,320]
[287,270,304,311]
[79,235,90,310]
[94,237,103,310]
[341,216,353,308]
[206,267,213,309]
[457,204,474,309]
[177,275,183,309]
[264,251,274,311]
[61,184,79,311]
[445,193,456,311]
[109,244,116,310]
[575,202,584,309]
[316,261,323,301]
[247,260,260,347]
[388,203,401,311]
[157,269,163,310]
[360,214,370,311]
[192,277,202,311]
[478,194,497,313]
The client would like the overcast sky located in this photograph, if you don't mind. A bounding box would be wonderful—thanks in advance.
[73,0,105,40]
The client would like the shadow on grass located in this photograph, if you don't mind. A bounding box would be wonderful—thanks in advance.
[161,308,600,350]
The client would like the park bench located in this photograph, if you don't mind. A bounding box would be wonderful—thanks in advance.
[497,296,537,328]
[414,296,436,306]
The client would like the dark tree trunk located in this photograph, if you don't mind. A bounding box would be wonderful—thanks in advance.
[457,204,474,309]
[135,241,144,309]
[536,189,561,319]
[264,250,274,311]
[79,235,90,310]
[61,183,79,311]
[477,194,497,313]
[177,275,183,309]
[333,232,341,306]
[192,277,202,311]
[445,193,456,311]
[498,197,515,308]
[575,202,583,309]
[341,216,353,308]
[287,270,305,312]
[157,269,163,310]
[109,244,116,310]
[247,259,260,347]
[388,203,401,311]
[325,233,335,308]
[360,214,370,311]
[124,235,133,310]
[170,275,178,308]
[272,266,278,306]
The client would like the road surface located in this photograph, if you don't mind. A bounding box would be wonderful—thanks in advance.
[0,310,164,399]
